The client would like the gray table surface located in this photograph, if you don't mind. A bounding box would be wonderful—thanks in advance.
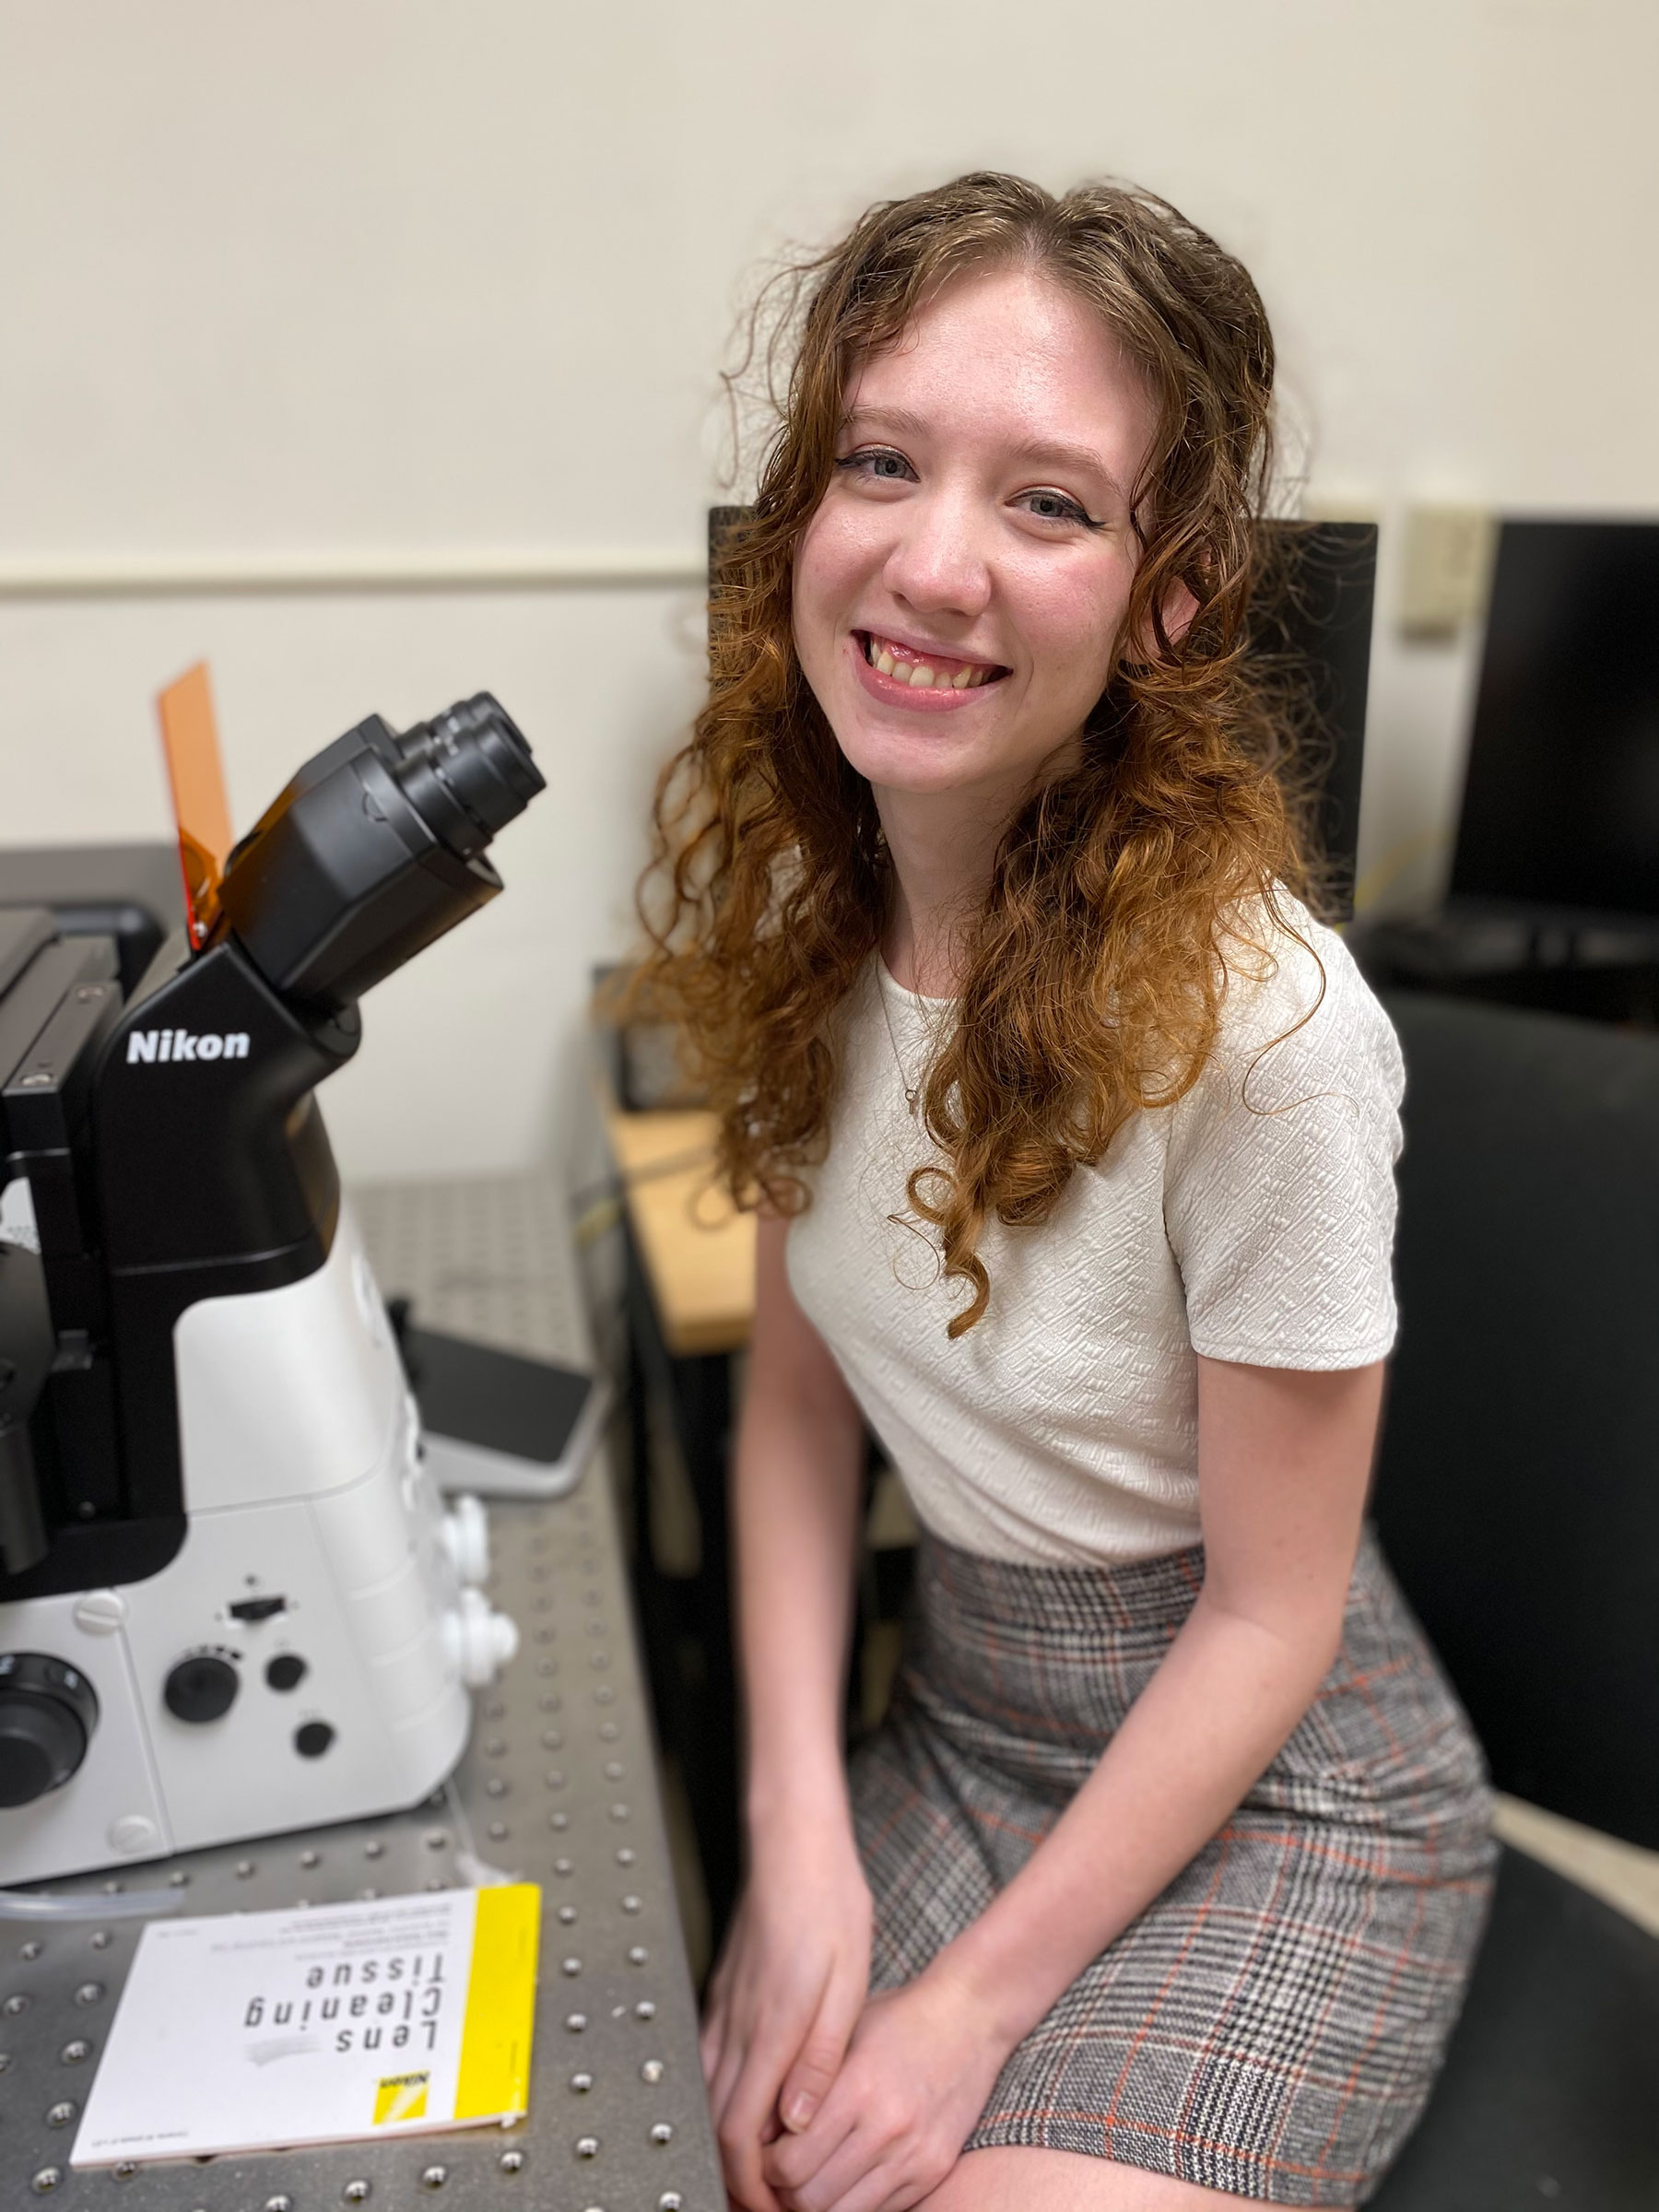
[0,1174,723,2212]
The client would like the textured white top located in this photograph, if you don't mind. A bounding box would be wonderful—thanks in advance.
[785,904,1405,1565]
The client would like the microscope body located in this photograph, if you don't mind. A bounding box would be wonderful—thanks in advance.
[0,696,540,1882]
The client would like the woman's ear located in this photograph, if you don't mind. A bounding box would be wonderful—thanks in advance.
[1125,576,1201,665]
[1160,577,1200,646]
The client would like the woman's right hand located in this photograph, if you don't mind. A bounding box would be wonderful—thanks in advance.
[701,1814,874,2212]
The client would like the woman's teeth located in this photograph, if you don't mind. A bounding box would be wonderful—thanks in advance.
[865,634,994,689]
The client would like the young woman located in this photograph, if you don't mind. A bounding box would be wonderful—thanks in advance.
[641,173,1493,2212]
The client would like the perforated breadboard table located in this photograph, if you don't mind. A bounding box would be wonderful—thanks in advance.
[0,1174,722,2212]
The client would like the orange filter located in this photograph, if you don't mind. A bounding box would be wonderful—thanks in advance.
[157,663,235,948]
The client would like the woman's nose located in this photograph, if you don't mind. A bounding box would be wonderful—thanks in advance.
[881,492,993,622]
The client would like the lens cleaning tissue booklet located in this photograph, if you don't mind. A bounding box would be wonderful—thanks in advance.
[71,1884,539,2166]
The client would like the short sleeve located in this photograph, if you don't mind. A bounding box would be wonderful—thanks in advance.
[1162,903,1405,1370]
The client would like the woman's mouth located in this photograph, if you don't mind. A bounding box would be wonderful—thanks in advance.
[853,630,1009,703]
[860,630,1006,688]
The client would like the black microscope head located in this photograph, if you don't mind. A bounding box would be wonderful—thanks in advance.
[215,693,545,1014]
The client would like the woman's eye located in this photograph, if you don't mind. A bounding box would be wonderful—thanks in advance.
[1017,488,1096,526]
[834,446,916,484]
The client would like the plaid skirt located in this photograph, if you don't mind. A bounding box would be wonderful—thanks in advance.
[850,1526,1495,2206]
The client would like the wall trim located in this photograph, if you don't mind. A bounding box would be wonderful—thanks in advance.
[0,547,708,601]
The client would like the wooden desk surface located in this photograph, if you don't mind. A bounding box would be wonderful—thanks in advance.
[605,1105,755,1358]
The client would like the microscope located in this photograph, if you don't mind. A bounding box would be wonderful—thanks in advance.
[0,690,542,1884]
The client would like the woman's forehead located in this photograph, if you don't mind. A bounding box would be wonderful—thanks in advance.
[843,265,1155,482]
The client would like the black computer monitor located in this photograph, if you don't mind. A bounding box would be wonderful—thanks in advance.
[1450,519,1659,924]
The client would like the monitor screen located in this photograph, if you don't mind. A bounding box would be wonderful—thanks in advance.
[1451,519,1659,922]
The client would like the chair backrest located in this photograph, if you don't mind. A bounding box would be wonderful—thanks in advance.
[708,510,1376,916]
[1371,993,1659,1851]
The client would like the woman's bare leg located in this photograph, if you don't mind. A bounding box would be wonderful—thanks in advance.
[924,2145,1353,2212]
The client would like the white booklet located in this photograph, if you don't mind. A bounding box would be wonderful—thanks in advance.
[72,1884,539,2167]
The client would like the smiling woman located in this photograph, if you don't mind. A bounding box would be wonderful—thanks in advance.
[641,177,1293,1335]
[637,174,1492,2212]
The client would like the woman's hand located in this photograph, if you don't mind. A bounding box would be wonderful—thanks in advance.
[759,1961,1011,2212]
[702,1817,875,2212]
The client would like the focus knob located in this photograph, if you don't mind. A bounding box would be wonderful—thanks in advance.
[0,1653,99,1807]
[164,1652,240,1724]
[441,1494,490,1586]
[442,1588,520,1688]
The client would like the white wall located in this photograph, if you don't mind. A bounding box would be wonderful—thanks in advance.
[3,0,1655,1176]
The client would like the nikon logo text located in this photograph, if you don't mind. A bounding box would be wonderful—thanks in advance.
[126,1029,251,1065]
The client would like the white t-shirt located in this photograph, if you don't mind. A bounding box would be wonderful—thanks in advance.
[785,902,1405,1566]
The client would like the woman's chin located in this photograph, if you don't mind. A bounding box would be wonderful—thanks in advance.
[828,707,998,796]
[844,741,993,798]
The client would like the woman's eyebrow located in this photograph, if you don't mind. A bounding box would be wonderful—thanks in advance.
[841,405,930,439]
[1010,438,1129,507]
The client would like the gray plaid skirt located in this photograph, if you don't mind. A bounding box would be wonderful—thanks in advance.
[850,1526,1495,2206]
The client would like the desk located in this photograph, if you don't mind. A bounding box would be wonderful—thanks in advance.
[603,1110,752,1946]
[604,1114,922,1947]
[0,1176,721,2212]
[603,1110,754,1359]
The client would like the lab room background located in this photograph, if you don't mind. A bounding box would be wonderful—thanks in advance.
[2,0,1655,1184]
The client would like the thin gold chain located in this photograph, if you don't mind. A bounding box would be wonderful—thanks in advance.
[875,960,950,1121]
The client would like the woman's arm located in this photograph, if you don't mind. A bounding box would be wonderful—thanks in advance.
[703,1211,874,2210]
[940,1354,1382,2037]
[764,1354,1384,2212]
[732,1213,868,1843]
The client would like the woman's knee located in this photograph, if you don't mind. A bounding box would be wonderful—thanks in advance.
[923,2145,1353,2212]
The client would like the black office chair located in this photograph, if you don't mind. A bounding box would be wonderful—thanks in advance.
[1368,994,1659,2208]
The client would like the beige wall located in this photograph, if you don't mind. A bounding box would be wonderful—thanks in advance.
[3,1,1654,1176]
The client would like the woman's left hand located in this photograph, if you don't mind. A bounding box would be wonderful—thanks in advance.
[759,1962,1011,2212]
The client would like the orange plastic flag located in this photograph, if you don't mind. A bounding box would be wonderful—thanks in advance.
[157,663,234,949]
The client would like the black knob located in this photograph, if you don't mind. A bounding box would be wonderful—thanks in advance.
[265,1653,308,1692]
[0,1653,99,1807]
[294,1720,335,1759]
[164,1653,240,1724]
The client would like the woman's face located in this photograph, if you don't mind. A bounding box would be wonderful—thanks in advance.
[792,264,1166,814]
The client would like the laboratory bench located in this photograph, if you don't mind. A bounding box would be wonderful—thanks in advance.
[0,1173,722,2212]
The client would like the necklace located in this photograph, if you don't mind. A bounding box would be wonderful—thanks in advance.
[876,962,947,1120]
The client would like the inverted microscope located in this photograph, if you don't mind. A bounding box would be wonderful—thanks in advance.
[0,690,542,1883]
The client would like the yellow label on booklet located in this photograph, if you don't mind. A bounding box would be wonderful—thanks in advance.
[454,1885,541,2122]
[373,2072,429,2124]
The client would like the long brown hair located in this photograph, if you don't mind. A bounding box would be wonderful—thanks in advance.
[638,171,1315,1335]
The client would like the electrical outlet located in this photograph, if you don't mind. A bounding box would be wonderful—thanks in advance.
[1399,504,1497,640]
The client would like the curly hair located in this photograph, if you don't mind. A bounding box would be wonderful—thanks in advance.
[636,171,1319,1336]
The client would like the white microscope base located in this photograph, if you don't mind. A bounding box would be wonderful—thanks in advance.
[0,1176,721,2212]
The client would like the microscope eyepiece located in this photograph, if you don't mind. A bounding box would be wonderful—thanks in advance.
[214,690,546,1013]
[382,695,544,861]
